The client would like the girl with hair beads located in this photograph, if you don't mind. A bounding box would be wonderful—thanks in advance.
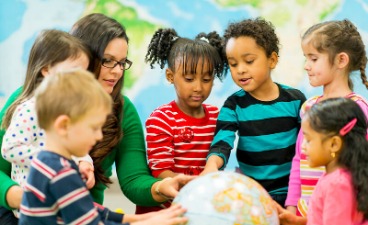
[136,28,228,214]
[279,98,368,225]
[202,17,306,207]
[0,29,93,224]
[284,19,368,218]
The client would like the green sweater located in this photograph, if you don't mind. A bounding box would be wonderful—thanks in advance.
[0,87,160,209]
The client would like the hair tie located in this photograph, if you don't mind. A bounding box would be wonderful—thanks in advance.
[339,118,357,136]
[200,36,209,43]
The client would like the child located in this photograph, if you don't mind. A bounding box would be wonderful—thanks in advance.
[202,18,306,207]
[19,69,188,225]
[1,29,95,219]
[301,98,367,224]
[136,28,228,214]
[285,19,368,217]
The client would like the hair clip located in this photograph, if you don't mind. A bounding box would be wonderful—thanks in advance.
[339,118,357,136]
[172,36,178,42]
[200,36,209,43]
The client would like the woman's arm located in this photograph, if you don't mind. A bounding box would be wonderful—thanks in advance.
[115,96,161,206]
[0,87,23,209]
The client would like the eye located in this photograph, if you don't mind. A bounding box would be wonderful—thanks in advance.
[245,60,254,64]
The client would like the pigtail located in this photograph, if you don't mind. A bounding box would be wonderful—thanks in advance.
[195,31,228,80]
[145,28,178,69]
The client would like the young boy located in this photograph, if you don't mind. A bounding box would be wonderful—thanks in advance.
[201,18,306,207]
[19,69,187,225]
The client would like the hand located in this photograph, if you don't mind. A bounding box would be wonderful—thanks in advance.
[200,155,222,176]
[78,161,95,189]
[132,204,188,225]
[152,174,196,202]
[274,201,307,225]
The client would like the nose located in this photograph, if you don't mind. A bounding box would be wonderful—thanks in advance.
[304,61,310,71]
[111,63,123,75]
[193,80,203,92]
[237,63,247,75]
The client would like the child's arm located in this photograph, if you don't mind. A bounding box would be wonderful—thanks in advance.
[72,155,95,189]
[285,129,303,210]
[145,110,176,178]
[1,100,41,167]
[200,154,224,175]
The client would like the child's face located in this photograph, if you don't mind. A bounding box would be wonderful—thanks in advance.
[64,107,110,158]
[226,36,277,95]
[45,53,89,76]
[98,37,128,94]
[301,118,334,168]
[166,58,214,116]
[301,39,336,87]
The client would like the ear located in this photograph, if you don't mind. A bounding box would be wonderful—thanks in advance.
[329,135,343,156]
[269,52,278,69]
[166,68,174,84]
[41,66,50,77]
[53,115,71,137]
[335,52,349,69]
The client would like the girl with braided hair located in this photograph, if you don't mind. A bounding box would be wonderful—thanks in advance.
[284,19,368,220]
[136,28,228,214]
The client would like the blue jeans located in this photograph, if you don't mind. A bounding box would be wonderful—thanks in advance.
[0,207,18,225]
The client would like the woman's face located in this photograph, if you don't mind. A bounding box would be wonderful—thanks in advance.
[98,38,128,94]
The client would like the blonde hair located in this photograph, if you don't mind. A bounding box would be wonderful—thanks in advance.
[35,69,112,130]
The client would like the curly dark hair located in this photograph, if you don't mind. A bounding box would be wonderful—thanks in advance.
[305,98,368,219]
[302,19,368,90]
[145,28,228,80]
[223,17,280,57]
[70,13,129,185]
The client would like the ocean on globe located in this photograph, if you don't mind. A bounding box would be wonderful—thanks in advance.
[173,171,279,225]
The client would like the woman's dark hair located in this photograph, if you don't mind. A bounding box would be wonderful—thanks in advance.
[302,19,368,90]
[145,28,228,80]
[70,13,129,185]
[305,97,368,219]
[223,17,280,58]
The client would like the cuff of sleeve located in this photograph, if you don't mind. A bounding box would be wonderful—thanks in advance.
[107,210,124,223]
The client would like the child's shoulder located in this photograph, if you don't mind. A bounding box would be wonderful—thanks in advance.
[277,83,306,100]
[35,151,74,174]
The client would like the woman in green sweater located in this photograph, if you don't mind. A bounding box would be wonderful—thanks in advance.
[0,13,192,222]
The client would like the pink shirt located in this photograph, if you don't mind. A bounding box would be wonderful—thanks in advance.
[307,168,368,225]
[285,93,368,214]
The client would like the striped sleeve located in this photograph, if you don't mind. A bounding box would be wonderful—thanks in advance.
[146,104,175,177]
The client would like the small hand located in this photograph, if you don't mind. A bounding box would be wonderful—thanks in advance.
[132,204,188,225]
[159,174,196,199]
[78,161,95,189]
[274,201,307,225]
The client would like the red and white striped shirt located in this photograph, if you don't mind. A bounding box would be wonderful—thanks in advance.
[146,101,219,177]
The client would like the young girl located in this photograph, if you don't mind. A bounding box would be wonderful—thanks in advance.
[0,29,94,221]
[136,28,228,213]
[303,98,368,224]
[285,19,368,217]
[202,17,306,207]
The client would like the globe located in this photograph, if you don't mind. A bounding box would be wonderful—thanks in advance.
[173,171,279,225]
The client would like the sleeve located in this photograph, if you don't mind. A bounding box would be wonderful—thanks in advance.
[285,129,303,206]
[321,176,355,225]
[146,109,175,178]
[114,96,159,206]
[0,87,22,208]
[71,155,94,167]
[207,99,238,169]
[2,100,42,167]
[50,168,126,225]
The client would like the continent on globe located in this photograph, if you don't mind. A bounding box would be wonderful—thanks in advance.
[173,171,279,225]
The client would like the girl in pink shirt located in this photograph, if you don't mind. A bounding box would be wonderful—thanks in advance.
[302,98,368,225]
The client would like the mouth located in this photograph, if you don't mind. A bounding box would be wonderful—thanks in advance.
[239,77,251,85]
[103,79,116,87]
[191,96,203,101]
